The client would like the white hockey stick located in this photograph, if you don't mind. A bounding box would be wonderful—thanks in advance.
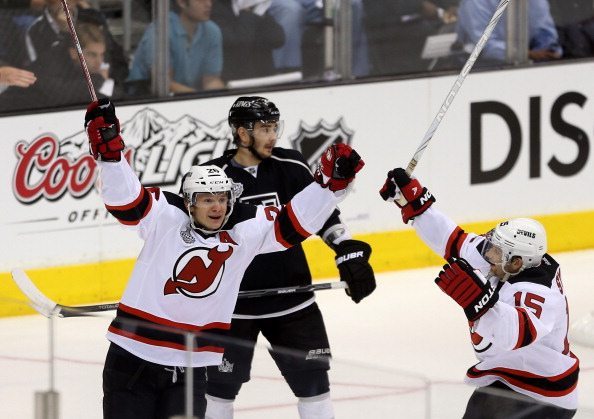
[10,269,347,318]
[405,0,510,175]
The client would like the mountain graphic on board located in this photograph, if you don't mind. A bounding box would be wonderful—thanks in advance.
[58,107,232,173]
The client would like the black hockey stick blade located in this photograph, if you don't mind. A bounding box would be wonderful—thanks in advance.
[237,281,347,298]
[11,268,347,317]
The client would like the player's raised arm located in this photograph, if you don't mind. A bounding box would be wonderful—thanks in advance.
[379,167,579,414]
[84,99,160,236]
[255,143,364,254]
[379,168,473,260]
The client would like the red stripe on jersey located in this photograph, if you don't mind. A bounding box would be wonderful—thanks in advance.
[274,218,292,248]
[105,187,154,226]
[108,325,224,353]
[467,360,579,397]
[116,195,153,226]
[286,201,310,238]
[514,308,538,349]
[105,187,147,211]
[444,227,468,259]
[118,303,230,332]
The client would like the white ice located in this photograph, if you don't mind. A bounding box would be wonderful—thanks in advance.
[1,249,593,418]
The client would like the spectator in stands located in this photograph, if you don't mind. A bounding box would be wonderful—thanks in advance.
[268,0,370,77]
[0,66,36,91]
[549,0,594,59]
[24,0,128,87]
[74,22,119,98]
[211,0,284,82]
[0,21,111,111]
[127,0,224,94]
[0,5,37,94]
[456,0,562,65]
[363,0,458,76]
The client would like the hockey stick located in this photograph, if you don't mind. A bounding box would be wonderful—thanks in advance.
[59,0,97,101]
[405,0,510,175]
[10,269,347,318]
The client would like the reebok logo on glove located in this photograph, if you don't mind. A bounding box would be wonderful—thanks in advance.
[336,251,364,265]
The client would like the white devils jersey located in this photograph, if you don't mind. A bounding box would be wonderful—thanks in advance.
[413,207,579,409]
[97,158,340,367]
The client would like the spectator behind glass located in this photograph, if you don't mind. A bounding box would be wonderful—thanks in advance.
[363,0,458,76]
[127,0,224,94]
[74,22,119,98]
[24,0,128,87]
[456,0,562,65]
[0,3,37,94]
[549,0,594,59]
[211,0,284,82]
[0,21,111,111]
[268,0,369,77]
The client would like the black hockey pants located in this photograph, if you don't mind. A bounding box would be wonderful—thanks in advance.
[103,343,207,419]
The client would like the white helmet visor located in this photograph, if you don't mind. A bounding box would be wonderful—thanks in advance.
[481,229,504,266]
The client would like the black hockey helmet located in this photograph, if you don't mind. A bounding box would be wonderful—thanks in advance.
[228,96,280,129]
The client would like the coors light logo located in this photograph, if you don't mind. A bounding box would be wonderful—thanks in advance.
[12,108,231,204]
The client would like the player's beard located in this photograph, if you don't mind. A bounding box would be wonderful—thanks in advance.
[246,133,269,161]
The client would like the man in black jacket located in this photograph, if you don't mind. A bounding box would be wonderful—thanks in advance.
[0,0,128,111]
[202,96,376,419]
[211,0,285,82]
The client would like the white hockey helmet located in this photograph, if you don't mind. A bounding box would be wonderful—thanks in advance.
[482,218,547,271]
[182,165,242,233]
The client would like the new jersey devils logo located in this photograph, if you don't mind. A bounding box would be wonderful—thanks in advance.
[164,245,234,298]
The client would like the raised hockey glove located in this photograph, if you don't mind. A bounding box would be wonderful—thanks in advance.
[335,240,376,303]
[379,168,435,223]
[435,258,499,321]
[314,143,364,192]
[84,98,125,162]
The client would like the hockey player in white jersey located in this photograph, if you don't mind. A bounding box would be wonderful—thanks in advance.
[379,168,579,418]
[83,98,365,419]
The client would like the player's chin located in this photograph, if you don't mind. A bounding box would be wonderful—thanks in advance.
[207,215,224,229]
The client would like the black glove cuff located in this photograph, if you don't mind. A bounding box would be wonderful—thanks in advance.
[409,187,435,211]
[463,283,499,321]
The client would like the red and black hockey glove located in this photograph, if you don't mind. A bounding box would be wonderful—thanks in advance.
[334,240,376,303]
[84,98,125,162]
[379,168,435,223]
[435,258,499,321]
[314,143,364,192]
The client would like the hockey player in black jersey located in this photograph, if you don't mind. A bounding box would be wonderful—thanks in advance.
[202,96,376,419]
[380,168,578,418]
[83,98,365,419]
